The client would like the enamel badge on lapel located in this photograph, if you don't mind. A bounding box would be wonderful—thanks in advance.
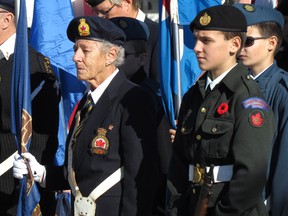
[91,128,109,155]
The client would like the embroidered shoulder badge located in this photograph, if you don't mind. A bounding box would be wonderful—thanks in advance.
[90,128,109,155]
[242,97,269,111]
[249,110,264,127]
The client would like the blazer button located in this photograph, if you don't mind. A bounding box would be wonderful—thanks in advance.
[181,127,186,133]
[196,135,202,140]
[211,127,217,133]
[200,107,207,113]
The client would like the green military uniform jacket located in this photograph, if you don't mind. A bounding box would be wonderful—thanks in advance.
[167,63,275,216]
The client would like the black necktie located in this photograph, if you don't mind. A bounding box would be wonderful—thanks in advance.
[74,95,93,138]
[205,84,212,97]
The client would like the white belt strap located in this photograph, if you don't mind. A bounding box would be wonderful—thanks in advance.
[89,166,124,200]
[189,164,233,183]
[0,151,18,176]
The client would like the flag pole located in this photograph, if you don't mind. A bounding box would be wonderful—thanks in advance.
[171,0,182,119]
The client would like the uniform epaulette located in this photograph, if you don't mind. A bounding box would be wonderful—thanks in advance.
[241,74,261,97]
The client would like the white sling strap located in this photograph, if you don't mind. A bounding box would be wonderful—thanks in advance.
[68,111,124,199]
[0,151,18,176]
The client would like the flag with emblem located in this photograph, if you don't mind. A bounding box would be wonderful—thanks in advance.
[29,0,86,166]
[159,0,221,128]
[11,0,41,215]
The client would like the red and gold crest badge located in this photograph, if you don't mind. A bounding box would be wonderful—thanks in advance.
[78,18,90,37]
[199,13,211,26]
[91,128,109,155]
[249,110,264,127]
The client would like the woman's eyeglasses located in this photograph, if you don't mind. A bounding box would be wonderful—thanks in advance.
[244,36,269,47]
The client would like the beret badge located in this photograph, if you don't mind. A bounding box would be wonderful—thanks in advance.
[199,13,211,26]
[243,4,255,12]
[78,18,90,37]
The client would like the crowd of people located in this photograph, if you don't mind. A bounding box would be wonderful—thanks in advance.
[0,0,287,215]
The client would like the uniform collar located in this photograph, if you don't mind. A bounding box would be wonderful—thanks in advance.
[221,63,250,93]
[0,33,16,60]
[88,68,119,105]
[136,9,146,22]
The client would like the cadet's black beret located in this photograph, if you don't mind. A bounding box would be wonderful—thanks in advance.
[85,0,104,7]
[67,16,126,46]
[190,5,247,32]
[109,17,149,41]
[0,0,14,13]
[233,4,284,29]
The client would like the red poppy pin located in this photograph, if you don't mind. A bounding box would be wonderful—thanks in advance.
[217,102,229,115]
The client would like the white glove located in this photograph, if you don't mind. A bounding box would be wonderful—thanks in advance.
[13,153,46,185]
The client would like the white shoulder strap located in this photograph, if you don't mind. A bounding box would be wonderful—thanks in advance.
[89,166,124,200]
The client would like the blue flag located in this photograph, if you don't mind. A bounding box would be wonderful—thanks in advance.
[11,0,41,215]
[30,0,86,165]
[159,0,221,128]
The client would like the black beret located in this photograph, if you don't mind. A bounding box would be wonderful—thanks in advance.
[233,4,284,29]
[190,5,247,32]
[85,0,104,7]
[67,16,126,46]
[109,17,149,41]
[0,0,14,13]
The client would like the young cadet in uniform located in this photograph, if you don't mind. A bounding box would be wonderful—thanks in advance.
[233,4,288,216]
[110,17,168,215]
[166,5,276,216]
[13,16,160,215]
[0,0,60,215]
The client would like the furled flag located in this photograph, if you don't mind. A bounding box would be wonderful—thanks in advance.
[159,0,222,128]
[11,0,41,215]
[71,0,94,16]
[29,0,86,165]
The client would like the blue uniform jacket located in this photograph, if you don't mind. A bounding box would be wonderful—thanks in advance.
[255,61,288,216]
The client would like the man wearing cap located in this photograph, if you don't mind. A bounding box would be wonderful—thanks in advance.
[13,16,161,215]
[110,17,170,215]
[166,5,276,216]
[0,0,60,215]
[234,4,288,216]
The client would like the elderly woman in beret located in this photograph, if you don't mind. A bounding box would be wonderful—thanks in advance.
[13,16,161,216]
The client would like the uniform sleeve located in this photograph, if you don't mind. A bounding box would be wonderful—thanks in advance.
[166,91,192,216]
[215,96,276,216]
[119,87,161,215]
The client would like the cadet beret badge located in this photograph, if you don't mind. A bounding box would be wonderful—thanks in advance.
[199,13,211,26]
[249,110,264,127]
[91,128,109,155]
[243,4,255,12]
[78,18,90,37]
[217,102,229,115]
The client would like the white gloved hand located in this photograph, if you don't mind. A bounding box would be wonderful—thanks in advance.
[13,152,46,185]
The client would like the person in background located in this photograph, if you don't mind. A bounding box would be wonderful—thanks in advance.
[13,16,161,215]
[110,16,168,215]
[275,0,288,71]
[84,0,159,82]
[0,0,60,215]
[233,4,288,216]
[166,5,276,216]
